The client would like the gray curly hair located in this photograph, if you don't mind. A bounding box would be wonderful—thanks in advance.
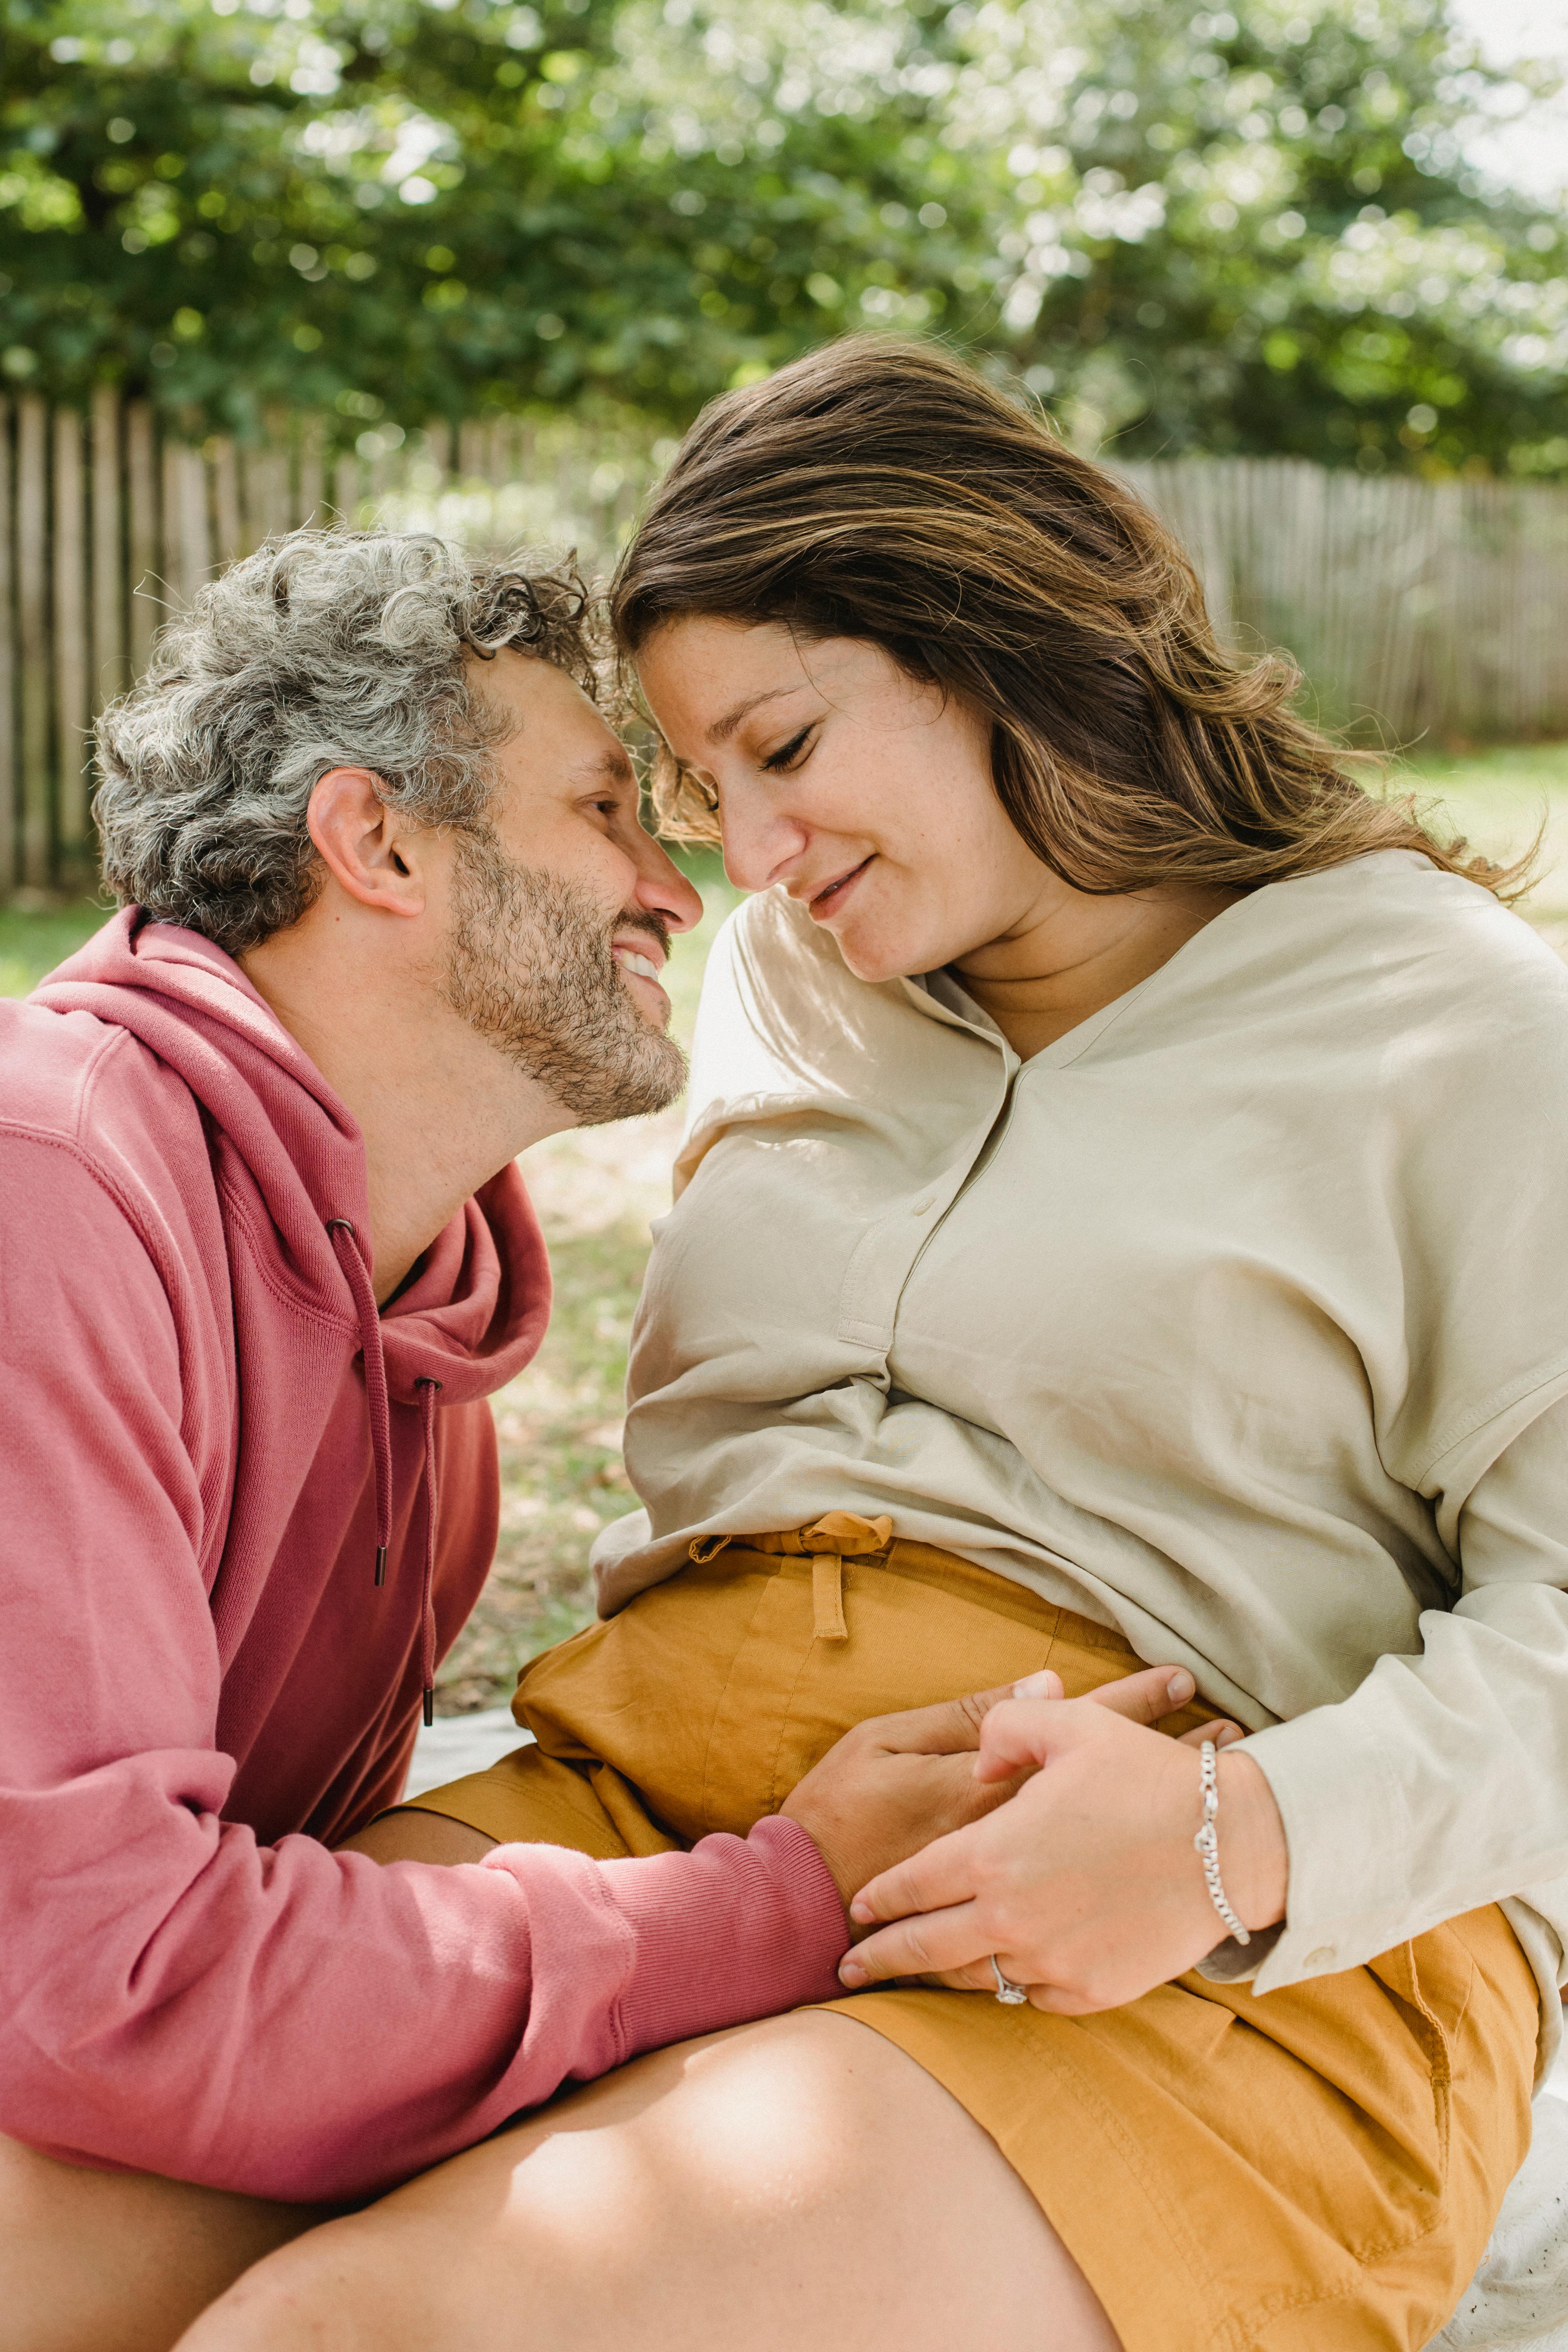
[94,528,602,956]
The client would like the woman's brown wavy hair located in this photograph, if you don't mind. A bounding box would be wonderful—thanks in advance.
[611,335,1524,903]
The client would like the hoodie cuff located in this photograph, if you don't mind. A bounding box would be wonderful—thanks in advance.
[599,1815,850,2060]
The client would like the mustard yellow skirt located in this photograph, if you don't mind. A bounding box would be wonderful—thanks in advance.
[405,1520,1539,2352]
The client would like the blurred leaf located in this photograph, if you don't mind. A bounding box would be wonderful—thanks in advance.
[1,0,1563,472]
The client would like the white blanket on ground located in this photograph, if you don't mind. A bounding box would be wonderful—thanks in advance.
[1437,2062,1568,2350]
[407,1716,1568,2351]
[407,1706,523,1795]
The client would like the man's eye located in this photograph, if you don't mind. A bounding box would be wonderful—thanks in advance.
[761,725,813,773]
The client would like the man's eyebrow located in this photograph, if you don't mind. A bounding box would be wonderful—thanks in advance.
[576,747,637,789]
[706,684,804,746]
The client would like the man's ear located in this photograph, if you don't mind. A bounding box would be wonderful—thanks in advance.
[307,769,426,919]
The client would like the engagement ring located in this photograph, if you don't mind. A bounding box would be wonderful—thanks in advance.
[991,1955,1029,2005]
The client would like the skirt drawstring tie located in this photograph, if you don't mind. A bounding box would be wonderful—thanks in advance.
[688,1512,893,1644]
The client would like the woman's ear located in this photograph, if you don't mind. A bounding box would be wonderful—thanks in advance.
[307,769,426,918]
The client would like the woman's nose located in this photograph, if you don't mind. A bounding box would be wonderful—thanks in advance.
[717,792,809,894]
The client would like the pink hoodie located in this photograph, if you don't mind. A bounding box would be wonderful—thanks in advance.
[0,913,846,2203]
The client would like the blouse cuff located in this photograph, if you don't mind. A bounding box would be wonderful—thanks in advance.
[1194,1922,1285,1983]
[1224,1715,1416,1994]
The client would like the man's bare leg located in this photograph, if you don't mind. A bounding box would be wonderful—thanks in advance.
[0,2134,328,2352]
[174,2010,1123,2352]
[338,1809,495,1865]
[0,1811,487,2352]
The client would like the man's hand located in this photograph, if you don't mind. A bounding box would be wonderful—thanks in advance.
[781,1664,1236,1917]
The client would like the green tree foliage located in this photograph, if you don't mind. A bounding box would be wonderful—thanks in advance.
[2,0,1564,472]
[947,0,1568,474]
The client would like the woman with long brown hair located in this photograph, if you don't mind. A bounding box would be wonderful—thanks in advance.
[187,339,1568,2352]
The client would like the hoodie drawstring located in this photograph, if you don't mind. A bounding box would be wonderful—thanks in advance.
[416,1376,441,1727]
[328,1219,445,1726]
[327,1219,392,1586]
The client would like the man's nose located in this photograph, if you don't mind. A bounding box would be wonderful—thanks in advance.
[630,838,703,935]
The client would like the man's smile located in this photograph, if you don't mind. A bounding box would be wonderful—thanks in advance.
[610,930,673,1021]
[613,948,665,983]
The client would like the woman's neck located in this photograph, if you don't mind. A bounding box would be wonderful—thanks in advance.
[953,882,1244,1061]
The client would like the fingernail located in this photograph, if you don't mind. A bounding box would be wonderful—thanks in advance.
[849,1898,873,1923]
[1167,1670,1196,1704]
[1013,1670,1055,1699]
[1216,1724,1243,1747]
[838,1959,866,1987]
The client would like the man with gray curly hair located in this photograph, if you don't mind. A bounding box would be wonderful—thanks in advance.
[95,528,688,1129]
[0,527,1004,2347]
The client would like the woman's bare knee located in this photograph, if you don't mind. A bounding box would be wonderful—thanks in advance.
[175,2011,1121,2352]
[0,2131,328,2352]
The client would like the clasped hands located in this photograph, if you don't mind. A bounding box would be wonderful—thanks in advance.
[781,1665,1288,2016]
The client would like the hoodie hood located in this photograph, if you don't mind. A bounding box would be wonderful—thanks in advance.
[34,911,550,1406]
[33,909,550,1728]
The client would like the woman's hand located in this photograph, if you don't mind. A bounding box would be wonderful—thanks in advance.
[835,1680,1288,2012]
[783,1662,1240,1922]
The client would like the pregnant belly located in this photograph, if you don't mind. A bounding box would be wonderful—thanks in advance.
[514,1512,1215,1842]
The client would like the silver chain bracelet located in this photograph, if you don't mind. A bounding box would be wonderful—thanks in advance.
[1194,1740,1251,1947]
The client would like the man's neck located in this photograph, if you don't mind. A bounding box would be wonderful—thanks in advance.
[241,927,572,1305]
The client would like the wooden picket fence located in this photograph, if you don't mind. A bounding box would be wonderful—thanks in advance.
[0,392,660,894]
[1124,457,1568,754]
[2,390,1566,894]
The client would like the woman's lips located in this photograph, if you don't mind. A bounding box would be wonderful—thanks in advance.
[807,857,873,919]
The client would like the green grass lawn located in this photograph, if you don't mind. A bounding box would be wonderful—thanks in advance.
[1386,743,1568,953]
[0,893,116,999]
[7,754,1566,1708]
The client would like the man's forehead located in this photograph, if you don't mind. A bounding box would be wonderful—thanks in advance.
[475,650,636,790]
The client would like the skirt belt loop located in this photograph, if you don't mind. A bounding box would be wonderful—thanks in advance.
[799,1511,891,1642]
[812,1553,849,1641]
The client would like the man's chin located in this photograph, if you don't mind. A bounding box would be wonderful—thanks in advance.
[551,1029,688,1129]
[620,970,674,1028]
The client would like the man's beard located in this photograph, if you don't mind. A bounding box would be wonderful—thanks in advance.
[441,827,687,1126]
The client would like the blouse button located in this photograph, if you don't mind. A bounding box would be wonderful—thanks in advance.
[911,1196,935,1215]
[1304,1946,1338,1973]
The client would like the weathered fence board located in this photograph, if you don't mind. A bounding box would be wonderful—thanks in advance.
[15,397,50,887]
[91,387,125,711]
[2,396,1565,892]
[0,403,13,896]
[125,403,157,681]
[1122,456,1568,746]
[52,407,89,847]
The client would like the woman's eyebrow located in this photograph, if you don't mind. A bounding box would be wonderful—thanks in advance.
[706,684,804,745]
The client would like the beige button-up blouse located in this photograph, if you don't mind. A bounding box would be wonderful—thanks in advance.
[592,849,1568,2075]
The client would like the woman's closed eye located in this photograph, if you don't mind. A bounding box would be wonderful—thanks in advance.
[761,723,815,774]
